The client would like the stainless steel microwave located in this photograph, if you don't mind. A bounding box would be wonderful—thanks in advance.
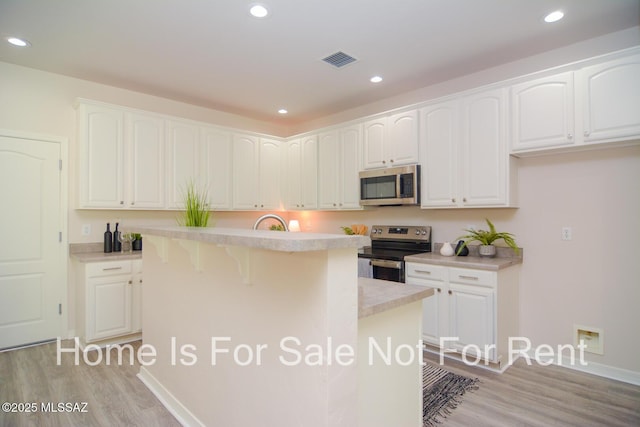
[359,164,420,206]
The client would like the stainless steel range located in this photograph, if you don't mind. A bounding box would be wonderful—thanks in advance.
[358,225,432,283]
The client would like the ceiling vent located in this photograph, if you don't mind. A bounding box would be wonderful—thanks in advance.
[322,51,357,68]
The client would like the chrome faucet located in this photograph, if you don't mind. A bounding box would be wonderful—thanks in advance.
[252,214,289,232]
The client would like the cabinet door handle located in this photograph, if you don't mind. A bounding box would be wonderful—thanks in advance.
[128,280,132,285]
[120,201,124,205]
[462,198,467,203]
[584,130,591,137]
[568,133,573,140]
[458,275,479,280]
[448,290,452,295]
[389,159,394,163]
[415,270,431,275]
[382,160,386,164]
[452,198,456,203]
[437,288,441,293]
[102,266,122,271]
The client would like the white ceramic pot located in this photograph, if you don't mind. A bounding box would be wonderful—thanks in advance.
[478,245,496,258]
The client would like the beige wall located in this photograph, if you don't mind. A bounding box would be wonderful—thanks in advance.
[1,26,639,377]
[291,144,640,376]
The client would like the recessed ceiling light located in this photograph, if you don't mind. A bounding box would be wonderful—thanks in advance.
[250,4,269,18]
[370,76,383,83]
[544,10,564,23]
[278,109,288,114]
[7,37,30,47]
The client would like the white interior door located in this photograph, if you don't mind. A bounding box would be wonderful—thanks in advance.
[0,134,64,349]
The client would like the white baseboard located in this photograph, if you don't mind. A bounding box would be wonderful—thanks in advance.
[137,367,205,427]
[558,356,640,386]
[519,349,640,386]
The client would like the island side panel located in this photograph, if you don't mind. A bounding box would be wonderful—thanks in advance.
[140,237,358,427]
[357,300,423,427]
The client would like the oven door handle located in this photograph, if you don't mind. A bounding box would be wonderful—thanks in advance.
[370,259,403,270]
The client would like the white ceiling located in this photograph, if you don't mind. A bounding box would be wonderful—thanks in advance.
[1,0,639,126]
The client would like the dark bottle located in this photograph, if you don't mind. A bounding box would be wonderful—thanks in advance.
[104,223,113,253]
[455,240,469,256]
[113,222,122,252]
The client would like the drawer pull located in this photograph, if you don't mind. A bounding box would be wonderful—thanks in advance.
[458,275,479,280]
[415,270,432,275]
[102,266,123,271]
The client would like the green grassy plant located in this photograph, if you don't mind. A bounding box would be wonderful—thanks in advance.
[177,180,211,227]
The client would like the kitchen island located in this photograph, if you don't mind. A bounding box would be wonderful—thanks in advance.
[133,226,432,427]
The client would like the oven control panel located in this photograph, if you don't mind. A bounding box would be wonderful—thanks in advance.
[370,225,431,241]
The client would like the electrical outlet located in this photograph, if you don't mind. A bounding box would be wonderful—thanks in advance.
[561,227,572,241]
[82,224,91,236]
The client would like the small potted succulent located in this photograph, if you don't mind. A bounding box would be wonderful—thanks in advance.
[456,218,519,257]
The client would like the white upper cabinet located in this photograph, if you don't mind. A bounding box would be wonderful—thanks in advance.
[285,135,318,210]
[420,100,459,208]
[127,113,165,208]
[285,139,302,209]
[232,134,284,210]
[201,126,233,210]
[165,120,200,209]
[421,88,516,209]
[318,124,362,210]
[579,53,640,144]
[78,103,125,208]
[232,133,260,210]
[462,88,510,207]
[362,118,386,169]
[510,51,640,155]
[362,109,419,169]
[339,125,363,209]
[511,72,575,152]
[318,130,340,209]
[259,138,284,210]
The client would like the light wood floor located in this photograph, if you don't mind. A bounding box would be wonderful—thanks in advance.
[1,340,638,426]
[424,351,640,426]
[0,340,180,427]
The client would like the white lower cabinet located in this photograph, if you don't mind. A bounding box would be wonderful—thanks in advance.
[76,259,143,344]
[406,262,519,367]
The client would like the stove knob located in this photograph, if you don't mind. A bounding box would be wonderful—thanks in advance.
[415,230,420,235]
[371,229,377,234]
[377,228,383,234]
[422,230,427,235]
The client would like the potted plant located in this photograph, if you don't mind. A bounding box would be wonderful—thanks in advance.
[456,218,519,257]
[177,180,211,227]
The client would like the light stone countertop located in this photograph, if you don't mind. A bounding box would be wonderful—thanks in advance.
[69,242,142,263]
[71,251,142,263]
[131,226,371,252]
[358,277,434,319]
[404,252,522,271]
